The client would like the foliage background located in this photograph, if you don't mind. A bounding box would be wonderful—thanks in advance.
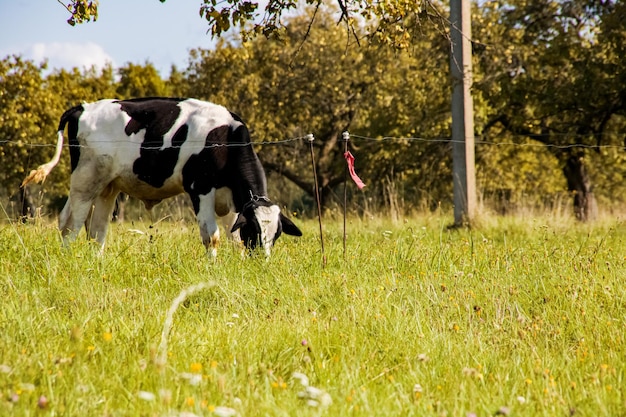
[2,1,626,221]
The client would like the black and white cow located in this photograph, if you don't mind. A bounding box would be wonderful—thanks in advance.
[22,97,302,256]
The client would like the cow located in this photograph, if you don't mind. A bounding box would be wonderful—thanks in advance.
[22,97,302,256]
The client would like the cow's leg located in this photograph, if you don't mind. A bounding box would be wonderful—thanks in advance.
[193,189,220,257]
[84,187,118,247]
[214,187,240,248]
[58,197,74,244]
[59,163,111,245]
[58,194,95,244]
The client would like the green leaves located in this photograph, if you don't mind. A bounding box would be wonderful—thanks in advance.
[0,57,54,191]
[1,57,111,204]
[116,62,170,98]
[199,0,259,38]
[60,0,431,48]
[61,0,99,26]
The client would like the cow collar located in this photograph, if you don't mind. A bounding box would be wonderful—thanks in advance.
[242,191,271,211]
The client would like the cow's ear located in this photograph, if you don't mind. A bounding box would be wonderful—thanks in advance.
[280,213,302,236]
[231,212,247,233]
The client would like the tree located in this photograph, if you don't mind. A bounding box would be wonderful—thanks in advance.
[183,6,454,212]
[116,62,169,98]
[114,61,189,98]
[0,56,54,216]
[184,13,367,209]
[473,0,626,220]
[0,57,117,214]
[60,0,434,48]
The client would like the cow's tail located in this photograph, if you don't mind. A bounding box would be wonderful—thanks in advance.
[21,111,72,187]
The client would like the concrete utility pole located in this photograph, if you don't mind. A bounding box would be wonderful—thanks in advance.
[450,0,477,226]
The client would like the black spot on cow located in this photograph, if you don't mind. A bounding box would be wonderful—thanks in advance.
[183,125,231,213]
[116,98,186,188]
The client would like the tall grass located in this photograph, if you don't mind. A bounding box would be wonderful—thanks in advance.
[1,213,625,416]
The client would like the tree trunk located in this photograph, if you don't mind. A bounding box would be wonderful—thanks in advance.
[563,153,597,222]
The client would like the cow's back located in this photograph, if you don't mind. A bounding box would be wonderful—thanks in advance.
[77,98,246,201]
[73,100,131,160]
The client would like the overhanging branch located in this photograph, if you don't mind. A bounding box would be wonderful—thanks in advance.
[263,161,313,195]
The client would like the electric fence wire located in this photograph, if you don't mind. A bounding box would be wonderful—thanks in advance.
[1,133,625,150]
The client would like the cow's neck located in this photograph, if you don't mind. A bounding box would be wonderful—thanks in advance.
[231,158,269,212]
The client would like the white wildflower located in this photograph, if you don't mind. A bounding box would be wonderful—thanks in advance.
[179,372,202,386]
[292,372,310,387]
[138,390,156,401]
[214,406,238,417]
[297,385,332,408]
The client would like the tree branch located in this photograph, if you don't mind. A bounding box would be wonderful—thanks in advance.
[262,160,313,196]
[290,0,322,67]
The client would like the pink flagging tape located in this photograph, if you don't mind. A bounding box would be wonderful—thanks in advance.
[344,151,365,189]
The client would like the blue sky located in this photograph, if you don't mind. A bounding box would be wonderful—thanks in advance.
[0,1,218,76]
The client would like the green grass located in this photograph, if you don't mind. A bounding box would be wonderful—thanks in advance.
[1,213,625,416]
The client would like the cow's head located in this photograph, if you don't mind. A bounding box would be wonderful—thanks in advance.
[231,200,302,256]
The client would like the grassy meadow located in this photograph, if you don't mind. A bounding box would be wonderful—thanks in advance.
[1,212,625,416]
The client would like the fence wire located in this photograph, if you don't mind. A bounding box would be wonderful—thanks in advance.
[1,132,625,150]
